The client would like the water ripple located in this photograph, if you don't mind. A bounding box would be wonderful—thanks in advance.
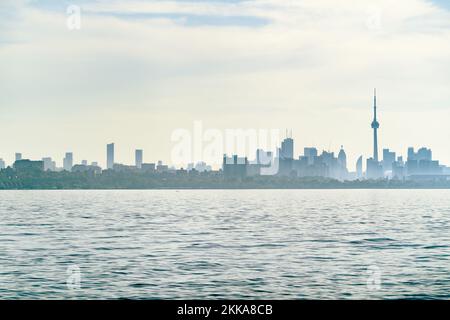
[0,189,449,299]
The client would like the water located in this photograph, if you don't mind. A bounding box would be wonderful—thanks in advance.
[0,190,449,299]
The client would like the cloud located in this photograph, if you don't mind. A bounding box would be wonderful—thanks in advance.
[0,0,449,168]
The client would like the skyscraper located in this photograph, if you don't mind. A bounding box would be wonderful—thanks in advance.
[337,146,347,170]
[356,156,363,179]
[0,158,5,170]
[107,143,114,170]
[42,157,56,171]
[371,89,380,162]
[280,137,294,160]
[15,153,22,162]
[63,152,73,171]
[304,147,318,165]
[135,149,143,169]
[382,149,396,172]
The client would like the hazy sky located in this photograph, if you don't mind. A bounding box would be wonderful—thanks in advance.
[1,0,450,170]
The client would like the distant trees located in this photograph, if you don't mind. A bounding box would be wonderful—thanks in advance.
[0,168,449,189]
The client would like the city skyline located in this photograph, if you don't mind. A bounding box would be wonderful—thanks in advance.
[1,0,450,169]
[3,0,450,304]
[0,89,447,173]
[2,89,447,182]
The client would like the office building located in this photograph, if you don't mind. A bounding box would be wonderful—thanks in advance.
[304,147,318,165]
[63,152,73,172]
[135,149,143,169]
[13,160,44,172]
[142,163,156,172]
[356,156,363,179]
[382,149,396,172]
[223,155,248,179]
[42,157,56,171]
[280,137,294,160]
[366,158,383,179]
[107,143,114,170]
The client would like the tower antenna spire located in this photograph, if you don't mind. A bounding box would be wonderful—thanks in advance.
[374,88,377,120]
[371,88,380,162]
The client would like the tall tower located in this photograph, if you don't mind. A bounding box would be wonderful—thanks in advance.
[371,89,380,162]
[135,149,143,169]
[107,143,115,170]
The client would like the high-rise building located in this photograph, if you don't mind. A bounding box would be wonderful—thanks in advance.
[414,147,432,161]
[338,146,347,170]
[366,158,383,179]
[280,137,294,160]
[371,89,380,162]
[15,153,22,162]
[304,147,318,165]
[406,147,439,176]
[42,157,56,171]
[81,160,88,166]
[356,156,363,179]
[382,149,396,172]
[63,152,73,171]
[223,155,248,179]
[107,143,115,170]
[417,147,431,161]
[135,149,143,169]
[14,160,44,172]
[0,158,5,170]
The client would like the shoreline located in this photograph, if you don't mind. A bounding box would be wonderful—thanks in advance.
[2,187,450,190]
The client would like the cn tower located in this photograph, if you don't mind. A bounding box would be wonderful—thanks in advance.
[371,89,380,162]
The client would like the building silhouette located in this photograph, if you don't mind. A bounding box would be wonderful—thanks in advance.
[406,147,441,176]
[42,157,56,171]
[15,153,22,162]
[142,163,156,172]
[0,158,5,170]
[156,160,169,173]
[63,152,73,172]
[304,147,318,165]
[337,146,348,180]
[72,164,102,175]
[366,158,383,179]
[223,154,248,179]
[13,159,44,172]
[338,146,347,170]
[256,149,273,166]
[135,149,143,169]
[280,136,294,160]
[382,149,396,173]
[107,143,115,170]
[356,156,363,179]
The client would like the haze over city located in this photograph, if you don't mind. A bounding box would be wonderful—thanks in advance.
[1,0,450,170]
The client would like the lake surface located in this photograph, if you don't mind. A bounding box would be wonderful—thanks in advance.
[0,190,449,299]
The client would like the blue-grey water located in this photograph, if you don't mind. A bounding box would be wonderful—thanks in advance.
[0,190,449,299]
